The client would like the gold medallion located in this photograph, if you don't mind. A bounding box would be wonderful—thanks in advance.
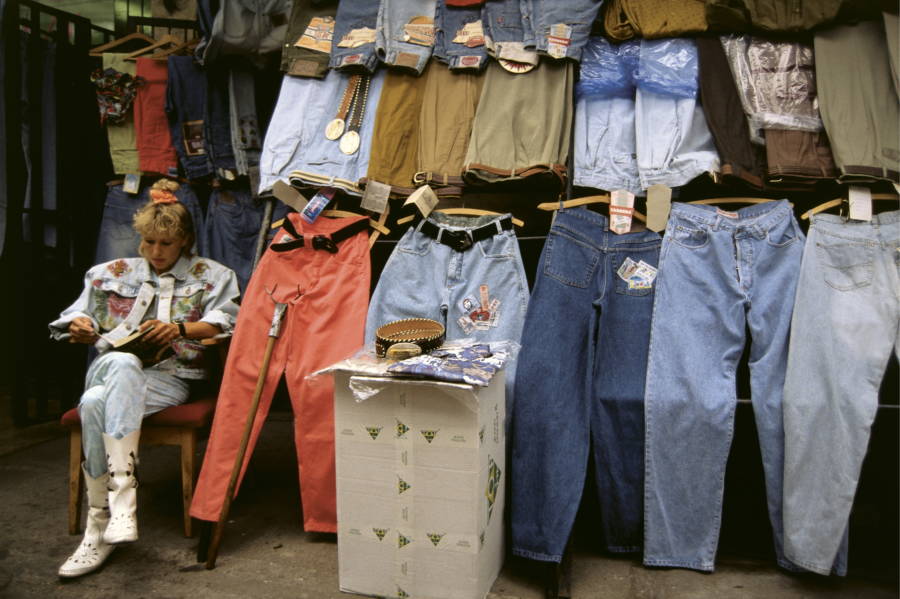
[339,130,361,155]
[325,118,345,140]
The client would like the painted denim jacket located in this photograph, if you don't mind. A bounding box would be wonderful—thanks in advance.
[49,255,241,379]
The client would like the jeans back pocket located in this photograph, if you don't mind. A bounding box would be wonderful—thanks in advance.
[815,235,874,291]
[542,229,599,289]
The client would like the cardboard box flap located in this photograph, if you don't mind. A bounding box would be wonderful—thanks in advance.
[350,375,480,413]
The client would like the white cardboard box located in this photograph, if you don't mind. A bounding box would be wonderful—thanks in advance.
[333,371,506,599]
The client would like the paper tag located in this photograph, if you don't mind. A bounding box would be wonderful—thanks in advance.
[609,190,635,235]
[617,257,638,282]
[458,55,483,67]
[547,23,572,58]
[300,188,336,224]
[294,16,334,53]
[338,27,376,48]
[848,185,873,222]
[123,174,140,194]
[403,18,435,46]
[182,120,206,155]
[453,21,484,47]
[361,180,391,214]
[272,180,308,212]
[633,260,658,285]
[646,184,672,232]
[403,185,438,218]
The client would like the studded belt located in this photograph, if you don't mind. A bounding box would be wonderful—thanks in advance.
[419,217,514,252]
[375,318,446,358]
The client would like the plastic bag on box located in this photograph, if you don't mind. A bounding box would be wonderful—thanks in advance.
[576,37,639,99]
[634,38,698,99]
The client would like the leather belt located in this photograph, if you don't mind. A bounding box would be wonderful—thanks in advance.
[375,318,445,358]
[420,217,513,252]
[270,216,368,253]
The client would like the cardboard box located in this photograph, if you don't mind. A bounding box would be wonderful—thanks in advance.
[333,371,506,599]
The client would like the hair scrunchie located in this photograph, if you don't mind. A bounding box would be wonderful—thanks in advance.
[149,189,178,204]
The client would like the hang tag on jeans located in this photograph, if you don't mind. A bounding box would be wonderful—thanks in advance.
[848,186,872,222]
[301,188,336,223]
[272,180,308,212]
[403,185,438,218]
[123,174,140,194]
[646,184,672,232]
[609,190,635,235]
[361,180,391,214]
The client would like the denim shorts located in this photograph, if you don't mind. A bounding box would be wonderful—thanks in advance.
[376,0,437,74]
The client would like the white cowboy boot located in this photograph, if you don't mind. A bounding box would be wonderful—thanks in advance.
[58,466,115,578]
[102,430,140,544]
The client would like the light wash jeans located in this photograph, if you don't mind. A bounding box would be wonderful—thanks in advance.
[643,200,803,572]
[525,0,604,62]
[79,352,190,477]
[376,0,437,74]
[574,94,641,196]
[783,211,900,575]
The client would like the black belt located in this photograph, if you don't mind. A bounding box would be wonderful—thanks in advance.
[419,217,513,252]
[270,216,368,253]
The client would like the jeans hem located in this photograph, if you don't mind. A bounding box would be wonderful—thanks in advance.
[643,558,715,572]
[606,545,640,554]
[512,547,562,563]
[783,553,843,577]
[574,172,643,197]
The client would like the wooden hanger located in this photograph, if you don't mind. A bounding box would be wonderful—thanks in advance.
[801,193,899,220]
[396,208,524,227]
[536,194,647,223]
[149,37,200,59]
[124,35,180,61]
[368,206,391,249]
[89,32,156,57]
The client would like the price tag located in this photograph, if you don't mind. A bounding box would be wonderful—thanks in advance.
[301,188,337,224]
[645,184,672,232]
[361,180,391,215]
[609,189,635,235]
[403,185,438,218]
[848,186,872,221]
[123,174,140,194]
[272,180,308,212]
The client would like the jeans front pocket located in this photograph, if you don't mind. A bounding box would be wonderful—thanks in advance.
[815,234,874,291]
[668,222,710,249]
[543,229,600,289]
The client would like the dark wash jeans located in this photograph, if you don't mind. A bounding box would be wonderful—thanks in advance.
[512,208,661,561]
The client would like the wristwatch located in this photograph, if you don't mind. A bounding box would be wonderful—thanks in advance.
[177,322,187,338]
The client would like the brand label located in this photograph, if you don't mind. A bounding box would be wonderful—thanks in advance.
[403,17,435,46]
[337,27,376,48]
[300,187,336,223]
[294,16,334,53]
[453,20,484,47]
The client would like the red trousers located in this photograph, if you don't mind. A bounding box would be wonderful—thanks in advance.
[190,213,370,532]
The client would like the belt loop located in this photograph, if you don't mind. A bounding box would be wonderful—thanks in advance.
[435,227,444,243]
[442,173,448,186]
[494,219,502,235]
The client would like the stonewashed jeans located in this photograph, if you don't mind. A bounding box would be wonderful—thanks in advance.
[365,212,529,403]
[782,211,900,575]
[79,351,190,477]
[329,0,380,72]
[643,200,802,572]
[512,208,660,561]
[376,0,437,74]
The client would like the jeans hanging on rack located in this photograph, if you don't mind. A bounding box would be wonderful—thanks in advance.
[512,208,660,561]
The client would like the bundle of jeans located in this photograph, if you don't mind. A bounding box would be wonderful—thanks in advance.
[574,37,718,194]
[329,0,380,73]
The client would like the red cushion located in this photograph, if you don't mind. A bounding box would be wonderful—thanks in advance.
[61,397,216,429]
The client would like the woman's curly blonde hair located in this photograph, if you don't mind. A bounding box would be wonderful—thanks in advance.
[132,179,195,257]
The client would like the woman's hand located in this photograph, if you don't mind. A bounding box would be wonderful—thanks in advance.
[68,317,99,344]
[139,319,180,346]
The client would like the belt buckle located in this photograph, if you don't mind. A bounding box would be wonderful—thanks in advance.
[445,229,473,251]
[312,235,338,253]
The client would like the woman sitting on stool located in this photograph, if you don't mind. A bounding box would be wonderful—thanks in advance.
[49,179,241,578]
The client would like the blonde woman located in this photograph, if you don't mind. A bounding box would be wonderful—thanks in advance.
[49,179,241,578]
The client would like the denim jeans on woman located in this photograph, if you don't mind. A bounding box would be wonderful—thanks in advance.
[512,208,661,561]
[782,212,899,575]
[643,201,802,572]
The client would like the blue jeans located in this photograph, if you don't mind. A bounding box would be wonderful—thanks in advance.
[329,0,380,72]
[94,182,206,264]
[434,1,487,70]
[643,200,803,572]
[481,0,538,65]
[79,352,190,477]
[782,213,899,575]
[166,56,236,179]
[205,187,288,293]
[574,94,641,195]
[376,0,436,74]
[512,208,661,561]
[365,212,529,403]
[525,0,604,62]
